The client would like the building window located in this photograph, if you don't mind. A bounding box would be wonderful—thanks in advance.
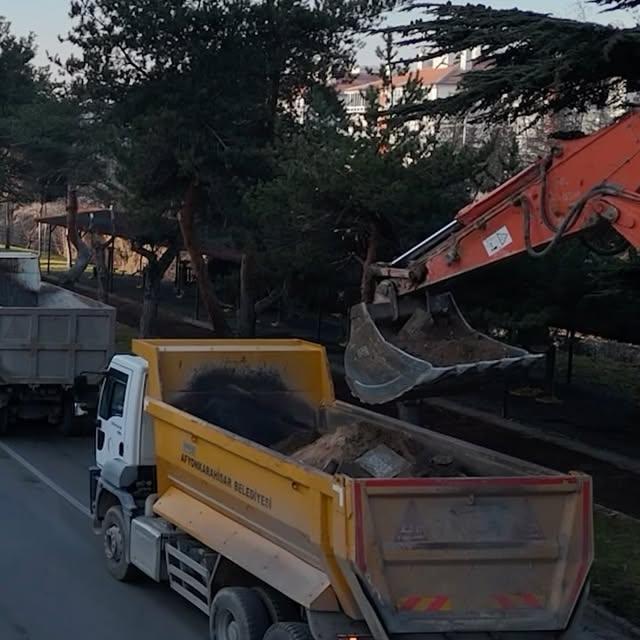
[341,90,368,114]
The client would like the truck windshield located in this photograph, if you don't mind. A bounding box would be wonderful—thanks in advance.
[99,369,129,420]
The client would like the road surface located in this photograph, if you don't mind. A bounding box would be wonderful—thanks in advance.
[0,425,207,640]
[0,423,633,640]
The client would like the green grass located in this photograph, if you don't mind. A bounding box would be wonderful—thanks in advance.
[592,509,640,624]
[115,323,138,354]
[40,253,68,272]
[557,352,640,404]
[0,245,68,270]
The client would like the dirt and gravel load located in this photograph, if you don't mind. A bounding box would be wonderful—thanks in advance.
[172,367,465,479]
[278,423,466,478]
[392,305,512,366]
[395,334,511,367]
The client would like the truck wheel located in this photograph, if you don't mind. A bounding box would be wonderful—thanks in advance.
[59,393,75,437]
[102,506,136,582]
[210,587,270,640]
[253,586,300,624]
[263,622,314,640]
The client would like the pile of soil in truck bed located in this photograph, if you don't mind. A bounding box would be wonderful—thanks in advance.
[273,423,467,478]
[173,367,466,478]
[171,368,316,448]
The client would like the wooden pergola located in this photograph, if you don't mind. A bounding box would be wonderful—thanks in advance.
[37,208,243,319]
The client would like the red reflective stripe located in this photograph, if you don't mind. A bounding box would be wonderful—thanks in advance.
[364,476,577,488]
[399,596,421,611]
[354,483,366,572]
[569,479,593,604]
[519,593,542,608]
[427,595,449,611]
[495,594,513,609]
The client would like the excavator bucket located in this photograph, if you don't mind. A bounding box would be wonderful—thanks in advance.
[345,293,543,405]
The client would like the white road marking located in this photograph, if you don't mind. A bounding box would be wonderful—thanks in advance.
[0,440,92,519]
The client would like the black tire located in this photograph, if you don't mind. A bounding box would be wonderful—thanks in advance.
[210,587,270,640]
[102,505,136,582]
[253,586,300,624]
[58,392,76,437]
[0,405,9,436]
[263,622,314,640]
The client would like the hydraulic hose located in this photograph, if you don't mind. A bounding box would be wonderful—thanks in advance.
[520,184,622,258]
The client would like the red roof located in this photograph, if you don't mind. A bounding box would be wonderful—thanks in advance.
[394,65,460,88]
[335,73,382,92]
[335,59,486,95]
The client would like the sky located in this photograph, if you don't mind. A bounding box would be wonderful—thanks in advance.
[0,0,635,68]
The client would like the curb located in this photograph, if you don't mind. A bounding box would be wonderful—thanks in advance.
[594,504,640,524]
[587,603,640,639]
[423,397,640,476]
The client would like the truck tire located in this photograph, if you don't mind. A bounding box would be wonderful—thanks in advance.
[59,392,75,437]
[263,622,314,640]
[102,506,136,582]
[210,587,270,640]
[253,586,301,624]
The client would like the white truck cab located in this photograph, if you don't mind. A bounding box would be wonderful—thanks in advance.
[95,354,153,470]
[90,354,158,545]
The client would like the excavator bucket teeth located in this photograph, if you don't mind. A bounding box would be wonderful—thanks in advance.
[345,293,543,405]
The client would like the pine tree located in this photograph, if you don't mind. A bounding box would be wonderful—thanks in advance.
[392,1,640,121]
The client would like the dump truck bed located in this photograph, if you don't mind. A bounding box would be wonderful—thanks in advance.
[135,339,592,636]
[0,283,115,386]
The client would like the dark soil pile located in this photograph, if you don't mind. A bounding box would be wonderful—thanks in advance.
[395,335,511,367]
[172,367,466,479]
[391,307,512,366]
[170,367,316,448]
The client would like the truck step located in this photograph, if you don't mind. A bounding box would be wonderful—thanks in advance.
[166,540,219,614]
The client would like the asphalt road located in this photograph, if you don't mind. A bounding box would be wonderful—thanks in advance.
[0,424,633,640]
[0,426,207,640]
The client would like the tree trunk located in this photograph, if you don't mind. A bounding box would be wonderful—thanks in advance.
[177,181,230,336]
[5,202,12,250]
[360,222,381,302]
[238,252,256,337]
[64,234,73,268]
[254,284,283,316]
[61,188,92,285]
[139,271,159,338]
[92,235,110,304]
[133,244,177,338]
[566,325,576,386]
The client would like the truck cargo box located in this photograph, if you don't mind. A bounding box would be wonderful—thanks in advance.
[0,282,115,386]
[135,339,592,636]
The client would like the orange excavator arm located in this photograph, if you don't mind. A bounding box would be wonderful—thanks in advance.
[346,109,640,405]
[375,108,640,297]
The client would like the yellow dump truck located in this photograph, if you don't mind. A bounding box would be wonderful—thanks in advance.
[89,339,592,640]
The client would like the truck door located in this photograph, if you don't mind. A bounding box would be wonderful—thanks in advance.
[96,368,130,468]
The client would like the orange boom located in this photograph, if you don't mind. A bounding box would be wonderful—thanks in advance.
[347,109,640,403]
